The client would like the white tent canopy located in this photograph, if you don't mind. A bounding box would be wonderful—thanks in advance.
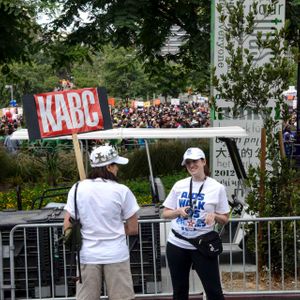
[11,126,247,140]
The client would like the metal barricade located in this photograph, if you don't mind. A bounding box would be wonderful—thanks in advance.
[1,217,300,299]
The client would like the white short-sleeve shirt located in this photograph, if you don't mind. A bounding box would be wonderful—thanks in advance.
[163,176,230,249]
[65,178,140,264]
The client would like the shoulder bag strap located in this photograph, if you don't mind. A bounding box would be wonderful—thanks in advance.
[71,181,82,283]
[74,181,79,220]
[171,229,190,242]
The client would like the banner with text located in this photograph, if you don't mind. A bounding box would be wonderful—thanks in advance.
[23,87,112,140]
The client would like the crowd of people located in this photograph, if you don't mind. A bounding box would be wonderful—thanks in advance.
[0,109,23,152]
[1,99,298,153]
[111,101,210,129]
[0,101,210,152]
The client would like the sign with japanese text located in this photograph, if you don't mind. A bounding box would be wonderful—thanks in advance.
[212,119,263,202]
[23,87,112,140]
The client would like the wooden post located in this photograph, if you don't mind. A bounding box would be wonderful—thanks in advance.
[72,133,86,180]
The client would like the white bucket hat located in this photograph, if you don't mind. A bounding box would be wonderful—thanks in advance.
[90,145,128,167]
[181,147,205,166]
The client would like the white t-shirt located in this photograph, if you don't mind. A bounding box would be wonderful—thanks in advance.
[163,176,230,250]
[65,178,140,264]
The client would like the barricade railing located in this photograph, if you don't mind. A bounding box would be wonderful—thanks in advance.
[1,216,300,299]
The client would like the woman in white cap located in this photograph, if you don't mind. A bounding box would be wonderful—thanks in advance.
[162,147,229,300]
[64,145,139,300]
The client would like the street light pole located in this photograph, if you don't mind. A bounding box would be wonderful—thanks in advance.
[5,84,13,102]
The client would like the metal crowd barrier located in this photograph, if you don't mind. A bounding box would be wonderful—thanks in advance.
[1,216,300,299]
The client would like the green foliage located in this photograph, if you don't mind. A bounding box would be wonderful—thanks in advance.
[0,170,187,210]
[0,182,68,210]
[212,0,300,276]
[0,0,40,67]
[39,0,211,94]
[213,1,295,121]
[100,46,157,100]
[0,147,17,182]
[0,141,78,186]
[122,170,187,205]
[246,161,300,217]
[118,139,209,179]
[0,140,207,209]
[0,62,59,107]
[122,178,153,206]
[246,159,300,275]
[286,0,300,47]
[145,61,188,98]
[0,44,191,106]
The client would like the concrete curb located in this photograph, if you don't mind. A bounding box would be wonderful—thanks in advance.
[135,293,300,300]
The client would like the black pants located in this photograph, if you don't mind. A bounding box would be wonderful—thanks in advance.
[166,242,224,300]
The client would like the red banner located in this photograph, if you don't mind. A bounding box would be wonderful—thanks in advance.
[108,97,115,106]
[34,88,104,138]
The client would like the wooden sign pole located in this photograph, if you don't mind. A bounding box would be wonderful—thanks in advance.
[72,133,86,180]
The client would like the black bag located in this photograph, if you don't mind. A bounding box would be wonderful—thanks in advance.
[172,229,223,258]
[60,182,82,282]
[63,216,82,252]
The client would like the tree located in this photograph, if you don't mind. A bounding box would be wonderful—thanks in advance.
[146,60,188,100]
[36,0,211,93]
[212,0,300,276]
[100,46,157,100]
[0,61,59,107]
[0,45,161,106]
[286,0,300,47]
[0,1,40,68]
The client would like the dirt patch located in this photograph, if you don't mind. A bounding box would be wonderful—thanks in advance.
[222,272,300,291]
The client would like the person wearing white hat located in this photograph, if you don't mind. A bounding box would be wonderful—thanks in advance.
[162,147,230,300]
[64,145,139,300]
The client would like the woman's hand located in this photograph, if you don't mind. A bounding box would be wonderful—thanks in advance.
[178,206,190,218]
[205,212,229,225]
[162,206,190,219]
[204,213,215,225]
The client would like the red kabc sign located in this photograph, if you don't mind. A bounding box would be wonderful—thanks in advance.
[34,88,104,138]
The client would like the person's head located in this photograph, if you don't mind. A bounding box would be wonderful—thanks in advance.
[88,145,128,181]
[7,125,14,135]
[181,147,209,178]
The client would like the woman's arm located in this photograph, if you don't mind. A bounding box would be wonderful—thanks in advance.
[205,212,229,225]
[124,213,139,235]
[63,211,72,231]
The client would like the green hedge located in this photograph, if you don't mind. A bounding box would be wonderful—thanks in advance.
[118,139,209,179]
[0,171,187,210]
[0,139,208,210]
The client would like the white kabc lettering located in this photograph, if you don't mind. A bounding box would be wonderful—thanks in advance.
[38,89,100,134]
[55,94,73,130]
[82,90,99,126]
[37,95,57,133]
[67,92,84,128]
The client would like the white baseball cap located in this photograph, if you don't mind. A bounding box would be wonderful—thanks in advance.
[90,145,128,167]
[181,147,206,166]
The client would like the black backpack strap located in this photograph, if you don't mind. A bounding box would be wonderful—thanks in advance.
[69,182,82,283]
[74,182,82,283]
